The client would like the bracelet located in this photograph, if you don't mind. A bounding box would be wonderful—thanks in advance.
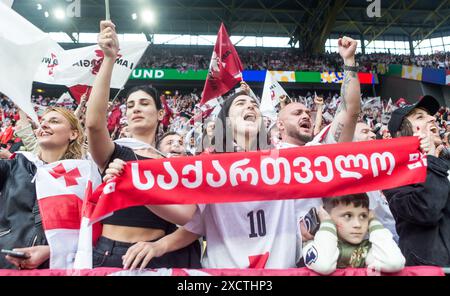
[343,65,358,72]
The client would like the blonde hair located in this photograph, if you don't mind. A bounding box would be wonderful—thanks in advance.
[40,107,85,160]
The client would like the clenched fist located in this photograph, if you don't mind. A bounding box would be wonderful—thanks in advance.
[338,36,357,65]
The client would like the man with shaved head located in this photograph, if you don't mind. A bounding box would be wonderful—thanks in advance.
[277,102,314,146]
[276,37,362,244]
[278,37,361,149]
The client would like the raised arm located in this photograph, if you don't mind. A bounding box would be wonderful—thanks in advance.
[327,36,361,143]
[85,20,118,171]
[74,92,88,120]
[14,108,38,154]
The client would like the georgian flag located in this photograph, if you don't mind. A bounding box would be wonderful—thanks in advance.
[34,42,148,89]
[33,157,102,269]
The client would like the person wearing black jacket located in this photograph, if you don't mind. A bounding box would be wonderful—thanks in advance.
[384,95,450,267]
[0,107,85,269]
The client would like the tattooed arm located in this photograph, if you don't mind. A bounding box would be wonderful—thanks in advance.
[327,36,361,143]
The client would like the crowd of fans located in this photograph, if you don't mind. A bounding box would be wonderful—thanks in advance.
[1,23,450,275]
[2,89,450,161]
[137,46,450,73]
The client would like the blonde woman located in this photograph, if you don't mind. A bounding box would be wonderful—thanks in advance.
[0,107,85,269]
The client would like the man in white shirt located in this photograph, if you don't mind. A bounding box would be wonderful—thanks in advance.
[276,36,361,243]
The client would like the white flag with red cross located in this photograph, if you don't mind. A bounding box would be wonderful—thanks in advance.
[34,158,102,269]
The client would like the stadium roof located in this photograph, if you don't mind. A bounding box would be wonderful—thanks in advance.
[12,0,450,53]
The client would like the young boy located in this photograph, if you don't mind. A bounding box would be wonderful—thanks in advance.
[302,193,405,275]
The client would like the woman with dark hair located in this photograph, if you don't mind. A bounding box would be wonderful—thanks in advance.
[85,20,200,269]
[208,91,270,153]
[119,91,317,269]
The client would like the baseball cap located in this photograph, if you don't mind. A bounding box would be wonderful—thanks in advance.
[387,95,440,136]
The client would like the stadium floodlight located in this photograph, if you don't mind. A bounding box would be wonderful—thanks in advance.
[36,3,42,10]
[132,13,137,20]
[44,11,49,18]
[53,8,65,20]
[141,10,155,24]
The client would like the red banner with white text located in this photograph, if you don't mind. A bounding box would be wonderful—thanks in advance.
[86,137,427,223]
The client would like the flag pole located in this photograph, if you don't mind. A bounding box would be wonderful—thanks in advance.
[105,0,110,20]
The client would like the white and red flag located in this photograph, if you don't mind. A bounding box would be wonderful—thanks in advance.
[200,23,243,105]
[32,156,102,269]
[260,71,288,120]
[34,42,148,90]
[0,3,60,124]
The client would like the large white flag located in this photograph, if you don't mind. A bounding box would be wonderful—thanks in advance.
[31,154,102,269]
[260,71,288,120]
[0,0,13,7]
[0,3,60,123]
[34,42,149,89]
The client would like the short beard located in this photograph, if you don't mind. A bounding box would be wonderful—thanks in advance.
[287,127,313,144]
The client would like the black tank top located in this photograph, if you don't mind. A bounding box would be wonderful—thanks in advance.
[101,143,176,233]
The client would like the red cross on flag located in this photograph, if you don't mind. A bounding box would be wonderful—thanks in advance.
[49,163,82,187]
[34,158,102,269]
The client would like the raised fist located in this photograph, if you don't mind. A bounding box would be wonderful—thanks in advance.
[338,36,357,62]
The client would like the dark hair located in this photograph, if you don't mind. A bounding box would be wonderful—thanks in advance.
[394,118,413,138]
[126,85,162,111]
[201,118,215,150]
[212,91,271,153]
[322,193,369,213]
[156,131,180,150]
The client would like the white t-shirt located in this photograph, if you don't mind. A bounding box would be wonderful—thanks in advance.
[185,198,321,268]
[184,137,329,268]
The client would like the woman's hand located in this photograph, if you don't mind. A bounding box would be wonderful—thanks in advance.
[98,20,119,59]
[122,241,167,271]
[103,158,126,182]
[5,246,50,270]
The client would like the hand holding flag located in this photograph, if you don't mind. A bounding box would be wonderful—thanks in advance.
[98,20,119,59]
